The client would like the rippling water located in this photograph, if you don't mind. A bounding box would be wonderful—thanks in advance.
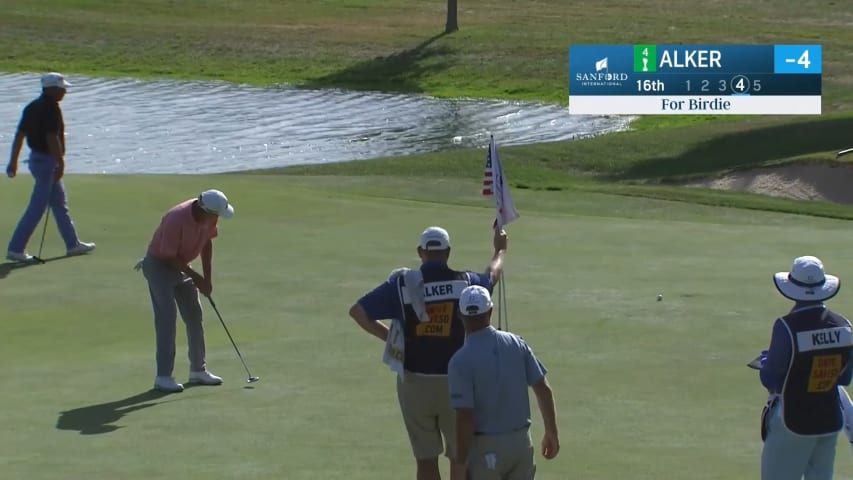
[0,73,631,174]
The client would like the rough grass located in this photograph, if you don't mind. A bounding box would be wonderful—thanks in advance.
[1,0,850,116]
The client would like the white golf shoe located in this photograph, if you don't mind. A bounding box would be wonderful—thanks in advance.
[67,242,96,256]
[153,376,184,393]
[188,369,223,386]
[6,251,34,263]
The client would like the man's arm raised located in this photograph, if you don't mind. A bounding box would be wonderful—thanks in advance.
[485,228,508,287]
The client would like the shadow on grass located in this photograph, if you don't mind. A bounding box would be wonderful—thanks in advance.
[56,389,181,435]
[614,117,853,180]
[0,255,74,280]
[302,31,453,94]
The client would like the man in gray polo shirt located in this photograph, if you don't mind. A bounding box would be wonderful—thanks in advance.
[448,285,560,479]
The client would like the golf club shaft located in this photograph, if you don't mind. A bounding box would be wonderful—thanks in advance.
[207,296,255,379]
[36,201,51,261]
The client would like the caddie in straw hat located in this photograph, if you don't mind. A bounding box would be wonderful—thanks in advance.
[758,255,853,480]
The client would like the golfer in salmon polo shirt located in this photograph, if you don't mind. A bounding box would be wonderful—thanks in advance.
[136,189,235,393]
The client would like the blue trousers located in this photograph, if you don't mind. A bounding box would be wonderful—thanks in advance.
[8,152,79,253]
[761,401,839,480]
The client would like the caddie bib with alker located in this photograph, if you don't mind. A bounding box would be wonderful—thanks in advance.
[781,306,853,435]
[397,267,471,375]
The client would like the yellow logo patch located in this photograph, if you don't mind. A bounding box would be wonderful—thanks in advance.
[416,302,454,337]
[808,354,842,393]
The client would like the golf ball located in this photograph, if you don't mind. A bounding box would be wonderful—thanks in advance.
[657,294,663,301]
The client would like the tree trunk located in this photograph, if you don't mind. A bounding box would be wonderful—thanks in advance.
[445,0,458,33]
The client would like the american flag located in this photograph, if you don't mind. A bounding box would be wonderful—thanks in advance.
[482,149,494,196]
[483,135,519,227]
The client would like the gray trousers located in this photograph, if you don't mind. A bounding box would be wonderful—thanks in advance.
[761,401,838,480]
[141,256,206,377]
[467,429,535,480]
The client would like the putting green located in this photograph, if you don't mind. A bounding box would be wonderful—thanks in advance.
[2,174,853,479]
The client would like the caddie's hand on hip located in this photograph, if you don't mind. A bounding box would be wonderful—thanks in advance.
[493,227,508,252]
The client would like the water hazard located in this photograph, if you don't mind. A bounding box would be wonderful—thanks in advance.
[0,73,632,174]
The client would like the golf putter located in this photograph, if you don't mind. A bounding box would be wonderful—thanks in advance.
[32,203,51,264]
[207,296,260,383]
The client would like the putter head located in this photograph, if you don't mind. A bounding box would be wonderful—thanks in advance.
[247,376,260,383]
[31,256,46,265]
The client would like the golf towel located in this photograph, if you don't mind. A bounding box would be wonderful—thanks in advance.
[382,268,430,376]
[840,386,853,456]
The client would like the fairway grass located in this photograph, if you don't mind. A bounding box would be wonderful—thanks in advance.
[3,174,853,479]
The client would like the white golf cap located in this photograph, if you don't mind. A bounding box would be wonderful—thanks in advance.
[198,189,235,219]
[459,285,493,316]
[773,255,840,302]
[419,226,450,250]
[41,72,72,89]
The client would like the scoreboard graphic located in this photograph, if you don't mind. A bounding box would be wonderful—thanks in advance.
[568,44,822,115]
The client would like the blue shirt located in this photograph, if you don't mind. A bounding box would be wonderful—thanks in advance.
[357,261,492,321]
[447,326,548,434]
[761,302,853,392]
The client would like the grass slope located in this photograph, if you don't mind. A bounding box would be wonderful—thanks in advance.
[269,113,853,219]
[2,174,853,479]
[1,0,850,113]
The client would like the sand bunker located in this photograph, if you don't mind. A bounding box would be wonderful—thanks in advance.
[685,164,853,205]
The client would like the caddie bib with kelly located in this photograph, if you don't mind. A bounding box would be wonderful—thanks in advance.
[781,306,853,435]
[397,267,471,375]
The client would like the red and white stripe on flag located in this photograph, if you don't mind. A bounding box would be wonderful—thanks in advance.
[482,152,494,196]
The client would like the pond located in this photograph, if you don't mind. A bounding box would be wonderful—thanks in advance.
[0,73,631,174]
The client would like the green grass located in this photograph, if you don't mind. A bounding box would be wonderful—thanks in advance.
[1,0,851,123]
[3,174,853,479]
[266,113,853,219]
[3,1,853,478]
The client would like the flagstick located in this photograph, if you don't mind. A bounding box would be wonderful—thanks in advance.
[500,271,509,331]
[496,271,503,331]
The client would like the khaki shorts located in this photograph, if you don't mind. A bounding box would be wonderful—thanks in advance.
[396,371,456,460]
[467,429,535,480]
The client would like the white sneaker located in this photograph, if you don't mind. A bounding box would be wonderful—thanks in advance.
[153,376,184,393]
[188,369,223,385]
[6,251,34,263]
[67,242,96,256]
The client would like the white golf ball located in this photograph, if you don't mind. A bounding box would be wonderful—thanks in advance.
[657,294,663,301]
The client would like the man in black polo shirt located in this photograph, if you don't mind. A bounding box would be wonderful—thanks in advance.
[760,255,853,480]
[5,72,95,262]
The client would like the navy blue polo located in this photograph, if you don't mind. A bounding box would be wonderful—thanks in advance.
[358,261,491,323]
[17,94,63,154]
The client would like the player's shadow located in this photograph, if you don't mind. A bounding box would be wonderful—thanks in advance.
[0,255,73,279]
[56,389,173,435]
